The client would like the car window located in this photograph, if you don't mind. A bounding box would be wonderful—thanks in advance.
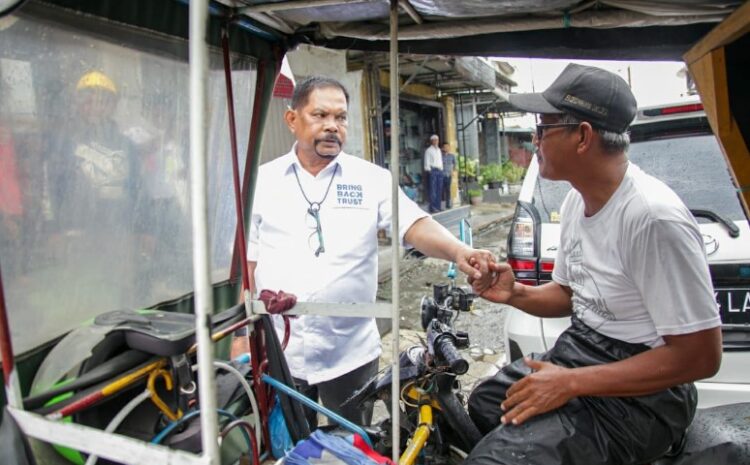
[533,176,571,224]
[532,124,747,223]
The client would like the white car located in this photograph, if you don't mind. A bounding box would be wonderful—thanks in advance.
[504,101,750,408]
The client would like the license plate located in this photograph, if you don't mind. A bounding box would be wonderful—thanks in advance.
[715,288,750,324]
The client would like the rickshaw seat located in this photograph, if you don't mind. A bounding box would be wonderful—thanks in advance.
[94,310,196,357]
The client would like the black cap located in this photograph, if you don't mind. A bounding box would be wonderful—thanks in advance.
[509,63,637,133]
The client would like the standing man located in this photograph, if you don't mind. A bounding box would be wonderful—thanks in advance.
[441,143,456,209]
[424,134,443,213]
[465,64,722,465]
[240,76,494,428]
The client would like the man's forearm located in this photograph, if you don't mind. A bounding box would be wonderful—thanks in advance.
[508,282,573,318]
[404,216,466,261]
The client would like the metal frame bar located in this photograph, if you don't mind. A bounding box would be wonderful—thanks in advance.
[0,264,22,410]
[251,301,392,318]
[10,408,208,465]
[389,0,401,462]
[398,0,423,25]
[189,0,221,461]
[241,0,370,14]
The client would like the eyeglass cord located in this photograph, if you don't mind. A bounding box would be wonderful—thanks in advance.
[292,163,339,256]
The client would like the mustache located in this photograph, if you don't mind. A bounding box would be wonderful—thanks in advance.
[315,135,342,145]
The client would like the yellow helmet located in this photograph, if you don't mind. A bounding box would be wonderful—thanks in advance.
[76,71,117,94]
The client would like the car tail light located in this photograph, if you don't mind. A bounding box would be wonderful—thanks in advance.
[539,260,555,284]
[507,201,542,285]
[510,211,535,257]
[509,258,539,286]
[508,258,536,270]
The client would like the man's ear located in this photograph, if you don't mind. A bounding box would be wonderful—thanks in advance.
[284,108,297,134]
[576,122,595,155]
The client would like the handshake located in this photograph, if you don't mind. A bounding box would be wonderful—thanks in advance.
[457,248,516,305]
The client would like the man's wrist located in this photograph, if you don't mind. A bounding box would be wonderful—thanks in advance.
[508,281,525,306]
[563,368,582,398]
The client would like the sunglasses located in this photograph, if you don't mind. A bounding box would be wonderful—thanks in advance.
[535,122,580,140]
[305,204,325,257]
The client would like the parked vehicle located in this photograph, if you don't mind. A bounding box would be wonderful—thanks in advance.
[505,101,750,408]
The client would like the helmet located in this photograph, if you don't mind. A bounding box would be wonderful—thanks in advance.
[76,71,117,94]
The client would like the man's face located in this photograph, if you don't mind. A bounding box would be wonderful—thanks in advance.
[286,87,348,159]
[534,114,579,181]
[441,144,450,154]
[431,137,439,147]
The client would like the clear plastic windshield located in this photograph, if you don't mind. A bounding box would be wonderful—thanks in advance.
[0,12,256,353]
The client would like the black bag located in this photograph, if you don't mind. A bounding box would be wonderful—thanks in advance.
[466,316,696,465]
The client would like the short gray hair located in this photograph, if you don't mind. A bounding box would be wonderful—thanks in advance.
[559,113,630,154]
[430,134,439,140]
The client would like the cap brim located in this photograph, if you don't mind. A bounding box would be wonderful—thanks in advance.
[508,93,561,115]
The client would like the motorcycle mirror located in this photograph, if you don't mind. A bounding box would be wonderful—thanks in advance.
[420,296,438,330]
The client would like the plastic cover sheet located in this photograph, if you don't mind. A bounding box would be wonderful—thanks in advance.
[320,9,727,41]
[405,0,737,19]
[409,0,577,18]
[0,11,256,353]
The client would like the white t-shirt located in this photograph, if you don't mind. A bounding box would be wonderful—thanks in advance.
[552,163,721,347]
[248,148,428,383]
[424,145,443,171]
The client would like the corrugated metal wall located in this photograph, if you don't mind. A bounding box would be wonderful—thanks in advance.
[259,96,296,164]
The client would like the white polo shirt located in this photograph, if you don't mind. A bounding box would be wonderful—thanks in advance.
[248,148,428,384]
[424,145,443,171]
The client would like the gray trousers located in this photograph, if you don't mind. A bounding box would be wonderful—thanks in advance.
[294,357,379,428]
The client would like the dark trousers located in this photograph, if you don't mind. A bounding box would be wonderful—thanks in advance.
[442,174,452,208]
[466,317,696,465]
[429,168,443,213]
[294,357,379,428]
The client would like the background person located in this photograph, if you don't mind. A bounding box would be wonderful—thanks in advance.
[441,143,456,209]
[465,64,722,465]
[424,134,443,213]
[234,76,495,428]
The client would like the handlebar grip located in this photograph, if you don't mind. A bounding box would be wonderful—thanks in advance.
[436,336,469,375]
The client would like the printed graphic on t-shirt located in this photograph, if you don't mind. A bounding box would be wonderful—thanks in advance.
[335,183,365,207]
[567,238,615,326]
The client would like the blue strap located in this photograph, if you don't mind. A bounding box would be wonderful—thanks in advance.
[261,374,374,447]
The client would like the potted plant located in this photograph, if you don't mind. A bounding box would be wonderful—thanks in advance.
[458,156,479,182]
[503,161,526,193]
[481,163,504,189]
[467,188,483,205]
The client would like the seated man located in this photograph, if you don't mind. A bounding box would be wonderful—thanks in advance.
[466,64,722,465]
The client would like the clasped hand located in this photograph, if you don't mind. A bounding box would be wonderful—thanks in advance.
[468,261,515,303]
[453,248,496,291]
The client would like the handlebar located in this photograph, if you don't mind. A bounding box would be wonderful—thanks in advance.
[434,334,469,375]
[427,320,469,375]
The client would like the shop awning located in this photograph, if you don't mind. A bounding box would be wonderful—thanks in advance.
[227,0,740,60]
